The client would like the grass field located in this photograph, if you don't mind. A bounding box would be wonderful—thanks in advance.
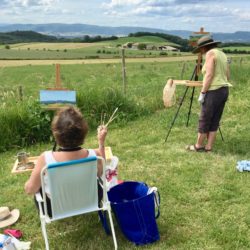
[222,46,250,51]
[0,55,197,67]
[9,42,103,50]
[0,56,250,249]
[0,46,184,60]
[0,36,182,60]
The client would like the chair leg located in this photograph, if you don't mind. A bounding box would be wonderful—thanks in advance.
[107,206,117,250]
[41,218,50,250]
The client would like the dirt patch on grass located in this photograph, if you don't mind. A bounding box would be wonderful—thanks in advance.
[10,42,102,50]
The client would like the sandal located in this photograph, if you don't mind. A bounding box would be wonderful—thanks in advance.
[205,148,212,153]
[186,144,205,152]
[4,229,23,239]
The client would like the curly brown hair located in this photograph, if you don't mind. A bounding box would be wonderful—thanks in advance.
[51,106,88,148]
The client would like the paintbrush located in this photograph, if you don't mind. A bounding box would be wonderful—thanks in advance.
[105,107,118,127]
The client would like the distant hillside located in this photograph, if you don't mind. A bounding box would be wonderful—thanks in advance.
[0,23,250,42]
[0,30,190,51]
[0,23,172,38]
[0,31,119,44]
[0,30,59,44]
[213,32,250,43]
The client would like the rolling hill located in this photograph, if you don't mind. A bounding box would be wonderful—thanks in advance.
[0,23,250,42]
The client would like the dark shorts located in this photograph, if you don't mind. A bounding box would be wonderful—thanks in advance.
[198,87,229,133]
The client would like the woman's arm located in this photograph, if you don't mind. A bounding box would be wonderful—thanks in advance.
[24,153,46,195]
[201,50,215,93]
[95,125,107,177]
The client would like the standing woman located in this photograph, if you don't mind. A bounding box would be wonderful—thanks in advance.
[187,36,231,152]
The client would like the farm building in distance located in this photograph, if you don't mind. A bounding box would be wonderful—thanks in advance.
[123,42,179,51]
[158,45,180,52]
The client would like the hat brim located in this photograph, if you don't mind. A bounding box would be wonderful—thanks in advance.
[192,41,221,54]
[0,209,20,228]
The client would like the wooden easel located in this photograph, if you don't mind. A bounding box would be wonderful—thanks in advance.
[191,27,210,76]
[40,64,76,110]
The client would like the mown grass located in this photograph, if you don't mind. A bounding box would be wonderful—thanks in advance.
[0,56,250,249]
[0,47,184,60]
[222,46,250,51]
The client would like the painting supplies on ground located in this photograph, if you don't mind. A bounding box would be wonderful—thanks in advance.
[236,160,250,172]
[12,153,38,174]
[0,234,16,250]
[0,234,31,250]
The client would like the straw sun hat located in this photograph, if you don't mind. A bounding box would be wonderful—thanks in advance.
[193,35,221,53]
[0,207,20,228]
[163,79,176,108]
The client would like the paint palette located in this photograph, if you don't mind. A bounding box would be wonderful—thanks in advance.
[12,156,38,174]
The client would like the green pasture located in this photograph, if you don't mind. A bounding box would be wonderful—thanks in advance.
[0,36,182,60]
[106,35,178,46]
[0,46,183,60]
[222,46,250,51]
[0,57,250,249]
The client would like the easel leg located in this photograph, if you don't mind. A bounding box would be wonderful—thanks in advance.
[165,86,189,142]
[218,127,224,141]
[186,87,195,127]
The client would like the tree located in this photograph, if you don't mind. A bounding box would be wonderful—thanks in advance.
[137,43,146,50]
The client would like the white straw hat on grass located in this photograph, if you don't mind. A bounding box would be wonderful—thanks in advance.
[0,207,20,228]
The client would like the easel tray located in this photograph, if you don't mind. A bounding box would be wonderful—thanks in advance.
[12,156,38,174]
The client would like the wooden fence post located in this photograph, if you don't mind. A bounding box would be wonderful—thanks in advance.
[180,62,186,79]
[121,48,127,95]
[55,64,62,89]
[18,85,23,101]
[240,57,243,66]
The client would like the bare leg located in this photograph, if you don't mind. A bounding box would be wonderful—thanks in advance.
[205,131,217,151]
[195,132,207,148]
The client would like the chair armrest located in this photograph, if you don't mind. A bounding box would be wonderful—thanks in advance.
[35,192,43,202]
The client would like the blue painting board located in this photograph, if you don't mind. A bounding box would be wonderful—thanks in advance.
[40,90,76,104]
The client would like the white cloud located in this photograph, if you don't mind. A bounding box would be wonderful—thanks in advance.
[14,0,57,7]
[103,0,250,21]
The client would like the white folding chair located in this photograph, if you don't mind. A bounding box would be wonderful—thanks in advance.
[35,156,117,250]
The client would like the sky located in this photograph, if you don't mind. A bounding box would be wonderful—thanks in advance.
[0,0,249,33]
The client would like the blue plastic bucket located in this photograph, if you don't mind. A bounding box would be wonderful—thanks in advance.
[108,181,160,245]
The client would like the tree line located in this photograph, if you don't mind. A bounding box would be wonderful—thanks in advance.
[0,30,118,45]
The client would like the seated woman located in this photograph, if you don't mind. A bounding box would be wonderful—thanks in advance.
[25,106,107,216]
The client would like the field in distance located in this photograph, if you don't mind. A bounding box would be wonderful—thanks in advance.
[0,35,184,60]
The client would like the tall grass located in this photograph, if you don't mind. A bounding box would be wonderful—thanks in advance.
[0,58,249,152]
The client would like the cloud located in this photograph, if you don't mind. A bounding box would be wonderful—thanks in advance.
[103,0,250,22]
[11,0,57,7]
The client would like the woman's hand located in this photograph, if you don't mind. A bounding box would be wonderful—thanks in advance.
[97,125,107,146]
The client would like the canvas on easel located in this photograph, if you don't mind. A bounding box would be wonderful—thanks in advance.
[39,64,76,110]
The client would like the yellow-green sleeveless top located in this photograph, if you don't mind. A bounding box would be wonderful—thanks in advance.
[202,48,231,91]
